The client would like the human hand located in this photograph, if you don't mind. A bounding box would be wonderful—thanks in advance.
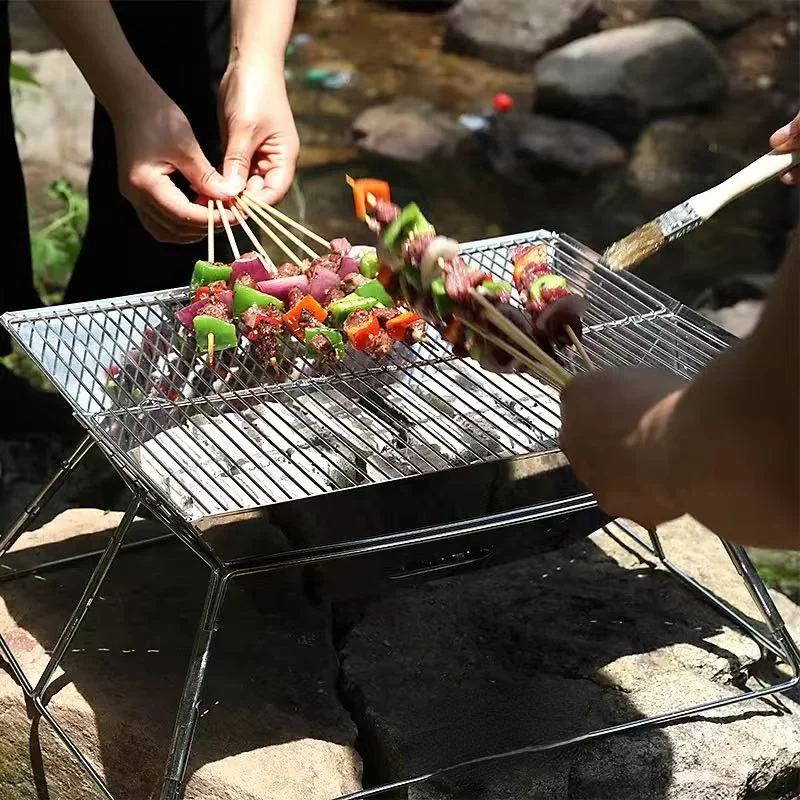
[559,368,687,529]
[218,60,299,206]
[770,110,800,184]
[112,87,239,243]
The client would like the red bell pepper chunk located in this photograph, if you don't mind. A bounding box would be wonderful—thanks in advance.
[193,285,211,303]
[377,265,394,289]
[346,176,391,221]
[344,311,380,350]
[385,311,422,342]
[283,294,328,337]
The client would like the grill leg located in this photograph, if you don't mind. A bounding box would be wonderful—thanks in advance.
[160,569,228,800]
[33,499,140,698]
[0,434,94,558]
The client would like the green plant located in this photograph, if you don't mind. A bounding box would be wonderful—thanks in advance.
[30,178,88,303]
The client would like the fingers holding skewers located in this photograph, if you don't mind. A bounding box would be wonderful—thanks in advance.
[770,109,800,184]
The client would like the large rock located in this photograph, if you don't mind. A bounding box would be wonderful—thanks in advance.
[534,19,727,139]
[652,0,771,35]
[490,112,626,178]
[351,97,468,162]
[339,516,800,798]
[0,510,361,799]
[443,0,601,71]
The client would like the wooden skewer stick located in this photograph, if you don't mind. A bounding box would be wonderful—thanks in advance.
[235,199,305,268]
[229,203,275,268]
[456,315,568,391]
[238,195,319,261]
[216,199,240,260]
[207,199,214,263]
[207,332,215,367]
[470,290,571,385]
[565,324,593,371]
[242,192,331,250]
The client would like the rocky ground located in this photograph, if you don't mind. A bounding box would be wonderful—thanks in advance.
[1,510,799,799]
[3,2,800,797]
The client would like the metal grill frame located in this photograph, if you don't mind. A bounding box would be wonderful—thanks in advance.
[0,230,797,800]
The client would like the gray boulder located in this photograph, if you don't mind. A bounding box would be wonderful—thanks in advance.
[534,19,727,139]
[444,0,601,71]
[351,97,468,163]
[652,0,770,35]
[490,112,626,178]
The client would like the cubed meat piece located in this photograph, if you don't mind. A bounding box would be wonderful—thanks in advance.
[374,307,400,327]
[277,262,302,278]
[322,287,346,307]
[330,237,351,254]
[234,273,256,289]
[201,299,232,322]
[341,273,369,294]
[442,256,472,304]
[402,232,436,269]
[308,333,339,365]
[373,199,400,226]
[287,287,305,308]
[363,329,394,360]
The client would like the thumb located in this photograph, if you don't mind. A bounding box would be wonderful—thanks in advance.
[222,126,256,197]
[176,142,240,200]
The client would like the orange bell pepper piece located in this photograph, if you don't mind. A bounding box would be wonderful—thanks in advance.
[283,295,328,338]
[346,176,391,221]
[386,311,423,342]
[344,311,380,350]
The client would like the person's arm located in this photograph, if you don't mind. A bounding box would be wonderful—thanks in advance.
[217,0,299,204]
[30,0,234,242]
[559,232,798,550]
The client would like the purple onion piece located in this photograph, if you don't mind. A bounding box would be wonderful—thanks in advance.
[256,275,310,302]
[175,297,211,329]
[308,268,341,304]
[338,256,360,279]
[534,295,587,347]
[230,251,276,286]
[330,237,351,254]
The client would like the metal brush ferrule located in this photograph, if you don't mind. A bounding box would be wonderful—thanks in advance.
[656,201,703,242]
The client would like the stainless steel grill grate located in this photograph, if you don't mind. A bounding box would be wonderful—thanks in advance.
[2,231,730,523]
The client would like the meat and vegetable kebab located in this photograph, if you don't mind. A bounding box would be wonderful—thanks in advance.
[349,177,587,374]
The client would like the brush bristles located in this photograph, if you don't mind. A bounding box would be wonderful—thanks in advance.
[603,220,665,271]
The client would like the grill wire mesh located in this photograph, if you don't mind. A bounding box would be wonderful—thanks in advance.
[2,232,729,523]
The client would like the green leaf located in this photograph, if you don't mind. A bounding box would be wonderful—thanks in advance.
[9,62,39,86]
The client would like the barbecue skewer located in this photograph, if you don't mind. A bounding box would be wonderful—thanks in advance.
[566,325,593,371]
[456,315,568,391]
[229,203,275,266]
[239,195,321,259]
[216,199,240,259]
[235,198,306,267]
[207,199,214,263]
[243,192,331,250]
[603,149,800,271]
[470,290,571,386]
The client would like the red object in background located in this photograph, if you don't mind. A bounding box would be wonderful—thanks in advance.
[493,93,515,113]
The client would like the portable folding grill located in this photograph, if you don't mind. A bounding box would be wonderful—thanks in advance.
[1,231,797,800]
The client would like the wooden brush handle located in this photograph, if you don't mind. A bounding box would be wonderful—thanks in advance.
[690,149,800,220]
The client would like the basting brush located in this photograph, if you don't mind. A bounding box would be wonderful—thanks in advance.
[603,149,800,272]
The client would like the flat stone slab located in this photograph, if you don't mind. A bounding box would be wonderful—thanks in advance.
[0,510,361,799]
[339,516,800,799]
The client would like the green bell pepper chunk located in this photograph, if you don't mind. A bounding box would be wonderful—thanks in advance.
[355,279,394,308]
[193,315,238,352]
[328,294,378,327]
[359,251,380,279]
[482,279,512,297]
[381,203,433,254]
[304,327,345,360]
[233,285,284,317]
[191,260,232,288]
[530,273,567,304]
[431,276,455,317]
